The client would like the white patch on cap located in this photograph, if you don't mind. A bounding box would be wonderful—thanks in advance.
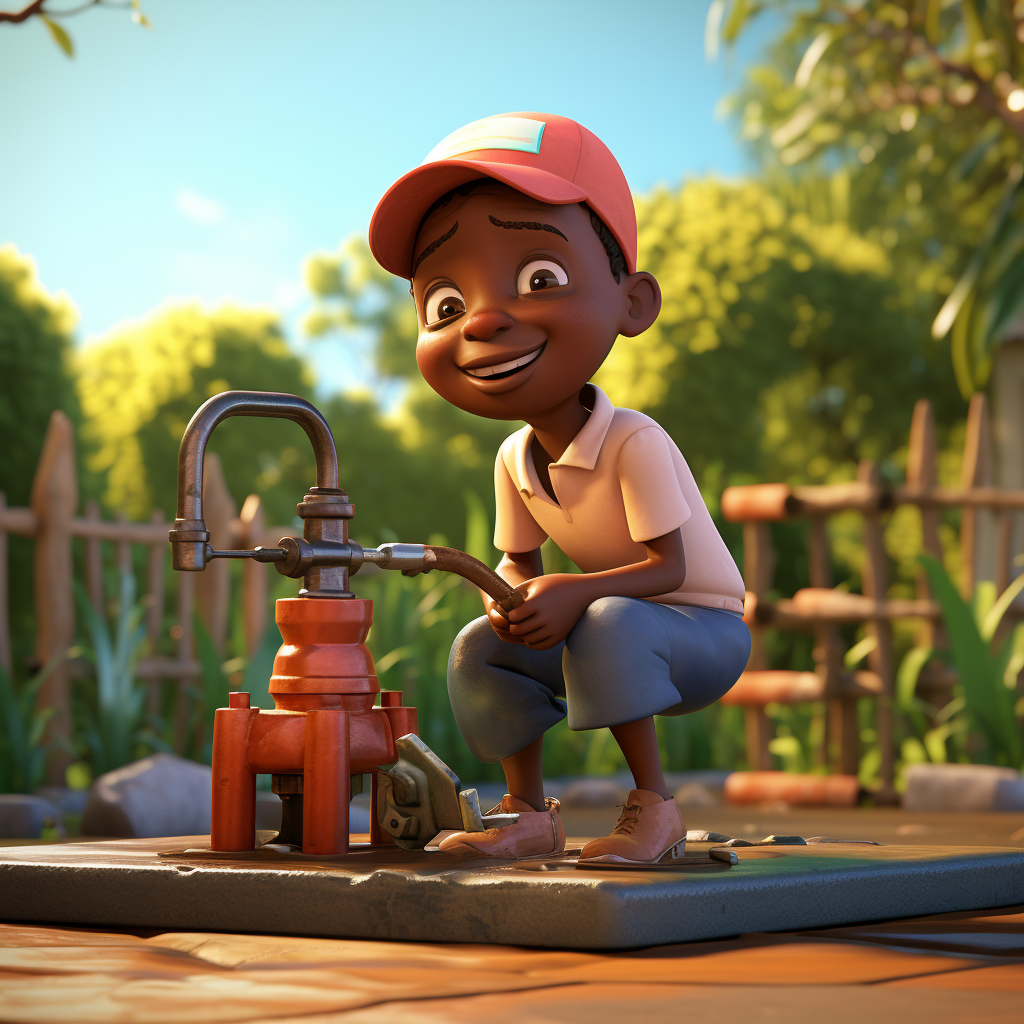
[423,117,545,164]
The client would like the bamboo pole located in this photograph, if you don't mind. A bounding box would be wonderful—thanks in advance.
[30,411,77,784]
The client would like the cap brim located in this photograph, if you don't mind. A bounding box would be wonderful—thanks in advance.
[369,160,588,278]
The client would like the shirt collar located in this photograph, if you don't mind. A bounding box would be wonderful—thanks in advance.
[514,384,615,495]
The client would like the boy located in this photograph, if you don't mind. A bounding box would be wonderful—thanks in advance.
[369,113,750,864]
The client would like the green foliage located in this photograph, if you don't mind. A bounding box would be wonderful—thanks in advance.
[0,244,88,675]
[714,0,1024,395]
[304,237,419,381]
[77,303,316,525]
[74,573,150,775]
[193,620,228,765]
[597,179,961,489]
[917,554,1024,767]
[0,656,64,793]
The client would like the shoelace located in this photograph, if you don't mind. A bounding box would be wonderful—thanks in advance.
[610,803,642,837]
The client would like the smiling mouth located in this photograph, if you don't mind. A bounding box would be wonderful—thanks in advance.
[460,344,545,381]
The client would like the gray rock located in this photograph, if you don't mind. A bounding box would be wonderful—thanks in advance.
[0,795,63,839]
[686,830,732,843]
[83,754,213,838]
[994,776,1024,811]
[560,778,630,808]
[674,782,720,808]
[34,787,89,816]
[903,764,1024,812]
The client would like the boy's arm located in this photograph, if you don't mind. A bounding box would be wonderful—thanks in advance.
[504,531,686,650]
[484,547,544,644]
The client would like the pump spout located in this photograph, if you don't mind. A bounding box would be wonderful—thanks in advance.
[168,391,339,571]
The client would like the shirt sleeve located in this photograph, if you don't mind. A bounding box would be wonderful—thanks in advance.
[617,427,691,543]
[493,443,549,554]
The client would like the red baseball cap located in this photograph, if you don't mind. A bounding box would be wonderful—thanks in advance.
[369,112,637,279]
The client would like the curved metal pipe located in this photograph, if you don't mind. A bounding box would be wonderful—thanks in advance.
[176,391,338,522]
[170,391,339,571]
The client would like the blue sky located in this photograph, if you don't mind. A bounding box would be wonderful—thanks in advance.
[0,0,774,394]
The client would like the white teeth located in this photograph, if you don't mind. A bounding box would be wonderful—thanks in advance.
[463,347,542,379]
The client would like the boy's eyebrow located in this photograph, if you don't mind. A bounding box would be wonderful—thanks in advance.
[489,215,568,242]
[412,221,458,277]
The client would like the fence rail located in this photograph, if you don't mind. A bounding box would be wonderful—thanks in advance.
[720,395,1024,800]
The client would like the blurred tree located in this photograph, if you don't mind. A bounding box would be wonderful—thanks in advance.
[597,178,962,489]
[0,244,82,508]
[711,0,1024,397]
[77,304,317,526]
[0,244,88,675]
[0,0,150,58]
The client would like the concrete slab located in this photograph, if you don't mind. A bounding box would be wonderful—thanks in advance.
[1,835,1022,949]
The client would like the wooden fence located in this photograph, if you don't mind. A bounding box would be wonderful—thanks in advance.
[720,394,1024,800]
[0,411,287,784]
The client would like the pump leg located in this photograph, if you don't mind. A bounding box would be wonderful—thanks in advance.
[211,706,257,851]
[303,709,350,855]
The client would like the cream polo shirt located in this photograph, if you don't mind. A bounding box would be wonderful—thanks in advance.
[493,384,746,614]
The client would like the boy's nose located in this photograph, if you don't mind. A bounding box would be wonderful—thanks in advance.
[462,310,514,342]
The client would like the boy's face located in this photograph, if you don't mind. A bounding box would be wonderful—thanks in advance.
[410,183,643,422]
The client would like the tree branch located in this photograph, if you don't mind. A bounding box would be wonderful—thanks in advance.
[0,0,130,22]
[0,2,45,23]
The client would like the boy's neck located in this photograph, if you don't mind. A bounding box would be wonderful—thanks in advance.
[527,388,592,464]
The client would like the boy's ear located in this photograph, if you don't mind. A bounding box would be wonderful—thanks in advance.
[618,272,661,337]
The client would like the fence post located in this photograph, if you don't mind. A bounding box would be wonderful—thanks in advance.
[741,521,774,770]
[30,411,77,785]
[239,494,268,659]
[859,460,896,802]
[195,453,237,656]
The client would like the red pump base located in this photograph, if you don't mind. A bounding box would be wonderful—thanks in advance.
[210,598,416,855]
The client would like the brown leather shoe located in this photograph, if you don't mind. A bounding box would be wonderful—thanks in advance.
[437,795,565,859]
[577,789,685,865]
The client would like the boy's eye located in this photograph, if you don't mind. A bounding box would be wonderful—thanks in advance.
[423,286,467,325]
[517,259,569,295]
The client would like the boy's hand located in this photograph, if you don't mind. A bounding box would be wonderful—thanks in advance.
[484,596,523,644]
[503,574,591,650]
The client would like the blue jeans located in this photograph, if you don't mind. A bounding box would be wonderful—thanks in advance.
[447,597,751,763]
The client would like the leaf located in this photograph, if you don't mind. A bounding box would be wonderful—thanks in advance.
[41,16,74,58]
[704,0,727,61]
[722,0,753,44]
[844,634,877,670]
[932,164,1024,343]
[896,646,933,711]
[979,247,1024,354]
[981,571,1024,642]
[794,30,832,90]
[924,0,941,44]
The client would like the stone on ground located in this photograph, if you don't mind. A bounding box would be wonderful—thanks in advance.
[0,795,63,839]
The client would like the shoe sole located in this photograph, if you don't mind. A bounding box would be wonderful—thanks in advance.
[576,840,686,868]
[438,843,566,860]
